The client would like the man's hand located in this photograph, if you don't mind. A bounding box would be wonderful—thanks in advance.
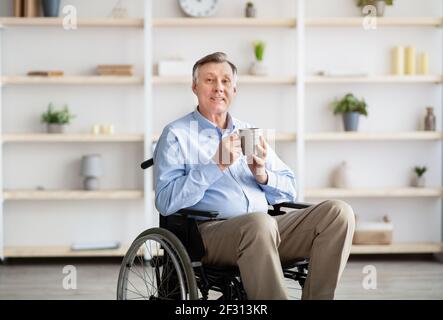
[213,134,242,171]
[247,135,268,184]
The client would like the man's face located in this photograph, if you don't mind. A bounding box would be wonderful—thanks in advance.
[192,62,237,116]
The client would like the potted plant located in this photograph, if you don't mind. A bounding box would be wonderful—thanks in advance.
[41,103,75,133]
[332,93,368,131]
[356,0,393,17]
[41,0,61,17]
[412,166,427,188]
[249,41,268,76]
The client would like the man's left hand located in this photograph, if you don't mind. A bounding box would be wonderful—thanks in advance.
[247,136,268,184]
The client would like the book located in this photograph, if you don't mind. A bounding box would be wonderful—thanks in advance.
[71,241,121,251]
[28,71,64,77]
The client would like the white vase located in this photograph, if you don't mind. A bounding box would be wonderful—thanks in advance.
[249,60,268,76]
[331,161,349,188]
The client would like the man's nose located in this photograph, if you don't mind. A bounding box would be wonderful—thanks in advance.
[213,80,224,92]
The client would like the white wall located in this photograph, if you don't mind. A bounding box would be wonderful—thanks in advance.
[0,0,441,247]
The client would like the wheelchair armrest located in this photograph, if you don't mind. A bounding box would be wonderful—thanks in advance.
[272,202,313,210]
[268,202,313,216]
[176,208,220,219]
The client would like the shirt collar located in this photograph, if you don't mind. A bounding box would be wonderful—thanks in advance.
[193,107,237,133]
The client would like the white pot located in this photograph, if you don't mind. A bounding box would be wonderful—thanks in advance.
[47,123,65,133]
[249,61,268,76]
[412,175,426,188]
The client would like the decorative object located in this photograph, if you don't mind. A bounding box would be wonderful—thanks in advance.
[100,124,115,135]
[245,2,256,18]
[391,46,404,75]
[353,215,393,245]
[28,70,64,77]
[97,65,133,76]
[356,0,393,17]
[178,0,219,17]
[41,103,75,133]
[331,161,349,188]
[92,124,101,135]
[424,106,436,131]
[110,0,128,18]
[412,166,427,188]
[405,46,416,75]
[41,0,60,17]
[24,0,39,17]
[80,154,103,191]
[418,52,429,75]
[249,41,268,76]
[332,93,368,132]
[158,60,194,76]
[13,0,25,17]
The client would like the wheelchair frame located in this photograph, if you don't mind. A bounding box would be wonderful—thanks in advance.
[116,158,311,300]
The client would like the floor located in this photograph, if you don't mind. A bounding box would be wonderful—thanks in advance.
[1,255,442,300]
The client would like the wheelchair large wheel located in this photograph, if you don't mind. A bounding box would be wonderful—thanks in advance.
[117,228,198,300]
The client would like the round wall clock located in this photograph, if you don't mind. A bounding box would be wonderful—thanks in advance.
[178,0,219,17]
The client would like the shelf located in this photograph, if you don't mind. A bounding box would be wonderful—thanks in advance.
[153,18,296,28]
[1,76,144,86]
[3,245,129,257]
[3,190,144,200]
[153,75,296,85]
[1,133,144,143]
[306,75,442,84]
[0,17,143,28]
[305,132,443,141]
[351,242,443,254]
[305,17,443,28]
[2,17,440,29]
[305,188,443,198]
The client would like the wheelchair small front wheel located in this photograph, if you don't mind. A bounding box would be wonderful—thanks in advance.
[117,228,198,300]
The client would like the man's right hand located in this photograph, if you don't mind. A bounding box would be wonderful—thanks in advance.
[212,134,242,171]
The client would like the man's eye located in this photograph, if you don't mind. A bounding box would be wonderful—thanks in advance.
[206,78,213,82]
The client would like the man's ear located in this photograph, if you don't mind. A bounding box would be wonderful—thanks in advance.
[192,82,197,95]
[233,85,237,95]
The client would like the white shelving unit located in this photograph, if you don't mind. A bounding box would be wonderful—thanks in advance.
[0,0,442,257]
[0,13,148,259]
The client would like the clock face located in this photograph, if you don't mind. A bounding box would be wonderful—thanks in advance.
[178,0,219,17]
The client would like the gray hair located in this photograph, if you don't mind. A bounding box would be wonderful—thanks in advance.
[192,52,238,86]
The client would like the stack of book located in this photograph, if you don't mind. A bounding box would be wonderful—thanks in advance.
[28,70,64,77]
[97,65,134,76]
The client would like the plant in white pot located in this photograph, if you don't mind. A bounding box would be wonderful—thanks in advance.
[412,166,427,188]
[356,0,393,17]
[249,41,268,76]
[332,93,368,131]
[41,103,76,133]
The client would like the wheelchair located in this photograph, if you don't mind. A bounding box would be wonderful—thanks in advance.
[117,158,311,300]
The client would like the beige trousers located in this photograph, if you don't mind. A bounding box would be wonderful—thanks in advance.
[197,200,355,300]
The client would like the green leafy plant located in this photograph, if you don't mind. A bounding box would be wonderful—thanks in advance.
[332,93,368,116]
[246,2,254,7]
[253,41,266,61]
[41,103,76,125]
[414,166,427,177]
[356,0,393,6]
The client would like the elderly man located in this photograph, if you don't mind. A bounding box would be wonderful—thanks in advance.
[154,52,355,300]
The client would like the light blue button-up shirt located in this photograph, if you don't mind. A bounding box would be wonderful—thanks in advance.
[153,108,297,219]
